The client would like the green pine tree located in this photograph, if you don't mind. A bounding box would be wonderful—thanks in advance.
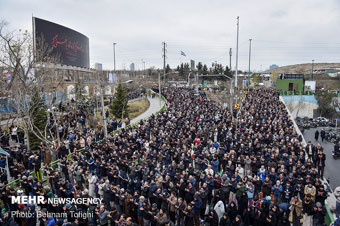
[165,64,171,73]
[109,85,129,118]
[28,89,48,151]
[197,62,203,74]
[224,66,233,77]
[202,64,209,75]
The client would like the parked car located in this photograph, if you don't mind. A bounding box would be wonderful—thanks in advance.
[316,117,329,123]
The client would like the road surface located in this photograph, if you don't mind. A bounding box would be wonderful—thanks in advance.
[302,127,340,190]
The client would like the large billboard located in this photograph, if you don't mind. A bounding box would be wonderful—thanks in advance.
[34,17,89,68]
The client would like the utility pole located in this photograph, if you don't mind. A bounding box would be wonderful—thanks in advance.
[235,16,240,88]
[229,48,233,120]
[195,70,199,93]
[141,59,145,75]
[113,43,116,72]
[312,60,314,80]
[162,42,166,85]
[229,48,232,70]
[248,39,252,91]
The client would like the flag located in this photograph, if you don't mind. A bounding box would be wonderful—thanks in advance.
[180,51,186,57]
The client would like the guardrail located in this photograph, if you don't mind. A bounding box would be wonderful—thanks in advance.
[6,90,167,189]
[325,203,335,226]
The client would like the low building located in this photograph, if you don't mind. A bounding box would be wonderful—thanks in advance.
[276,74,304,93]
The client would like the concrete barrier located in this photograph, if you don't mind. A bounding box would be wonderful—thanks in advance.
[279,96,307,147]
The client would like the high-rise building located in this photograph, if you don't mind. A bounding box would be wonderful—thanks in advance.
[95,63,103,71]
[130,63,135,71]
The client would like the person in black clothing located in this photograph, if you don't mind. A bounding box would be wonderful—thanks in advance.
[206,208,219,226]
[265,211,276,226]
[277,215,290,226]
[183,204,195,226]
[314,150,326,179]
[320,129,325,142]
[312,202,325,226]
[315,130,319,141]
[221,213,231,226]
[243,207,253,226]
[234,215,245,226]
[315,185,327,206]
[228,202,238,223]
[302,194,315,226]
[175,197,186,226]
[184,182,195,203]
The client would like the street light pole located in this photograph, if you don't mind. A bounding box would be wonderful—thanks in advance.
[163,42,166,85]
[158,72,161,107]
[248,39,252,91]
[141,59,145,75]
[101,72,108,140]
[229,48,232,70]
[235,16,239,88]
[113,43,116,72]
[312,60,314,80]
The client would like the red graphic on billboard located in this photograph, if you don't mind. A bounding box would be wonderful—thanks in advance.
[51,34,84,56]
[34,17,89,68]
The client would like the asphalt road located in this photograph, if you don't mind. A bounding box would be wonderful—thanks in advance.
[302,127,340,190]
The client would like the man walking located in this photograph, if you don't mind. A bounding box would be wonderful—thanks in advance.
[320,129,325,142]
[315,130,319,141]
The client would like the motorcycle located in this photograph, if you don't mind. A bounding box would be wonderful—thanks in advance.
[333,143,340,159]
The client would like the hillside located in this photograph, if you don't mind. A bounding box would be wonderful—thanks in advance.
[265,63,340,74]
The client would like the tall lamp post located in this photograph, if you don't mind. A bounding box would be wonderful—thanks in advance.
[141,59,145,75]
[235,16,240,88]
[113,43,116,72]
[248,39,252,91]
[312,60,314,80]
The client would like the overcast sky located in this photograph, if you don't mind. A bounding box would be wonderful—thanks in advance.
[1,0,340,71]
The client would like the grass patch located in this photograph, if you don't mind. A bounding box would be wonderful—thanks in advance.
[97,98,150,121]
[128,98,150,119]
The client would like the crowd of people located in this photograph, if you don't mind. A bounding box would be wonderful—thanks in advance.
[0,87,338,226]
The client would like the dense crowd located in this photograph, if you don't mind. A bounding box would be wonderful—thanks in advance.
[0,88,338,226]
[126,88,146,101]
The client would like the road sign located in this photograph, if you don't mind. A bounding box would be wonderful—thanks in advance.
[235,104,239,109]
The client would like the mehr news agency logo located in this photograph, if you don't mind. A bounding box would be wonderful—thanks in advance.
[10,195,103,219]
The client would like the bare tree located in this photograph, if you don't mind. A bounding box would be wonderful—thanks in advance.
[0,20,62,162]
